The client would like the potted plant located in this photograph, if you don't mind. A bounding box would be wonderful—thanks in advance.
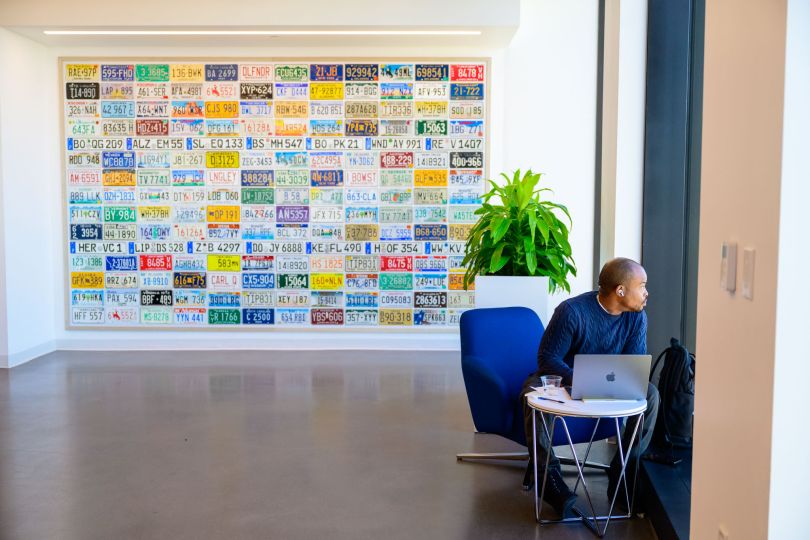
[462,169,576,321]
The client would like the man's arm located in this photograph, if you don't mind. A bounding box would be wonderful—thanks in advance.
[536,303,576,384]
[622,310,648,354]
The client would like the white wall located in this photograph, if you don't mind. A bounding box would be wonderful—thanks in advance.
[503,0,599,319]
[691,0,788,538]
[0,0,616,359]
[769,0,810,536]
[0,28,60,366]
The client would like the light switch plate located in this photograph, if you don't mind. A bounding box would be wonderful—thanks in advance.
[742,248,755,300]
[720,242,737,293]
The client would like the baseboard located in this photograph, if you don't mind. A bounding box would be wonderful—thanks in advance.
[55,334,460,352]
[4,340,57,368]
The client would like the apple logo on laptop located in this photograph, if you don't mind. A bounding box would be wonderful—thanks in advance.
[606,371,616,382]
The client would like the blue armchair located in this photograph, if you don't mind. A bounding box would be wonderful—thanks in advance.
[456,307,612,487]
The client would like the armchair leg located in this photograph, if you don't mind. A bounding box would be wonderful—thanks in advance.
[456,451,530,462]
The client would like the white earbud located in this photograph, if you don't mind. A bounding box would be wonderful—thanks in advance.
[619,291,624,297]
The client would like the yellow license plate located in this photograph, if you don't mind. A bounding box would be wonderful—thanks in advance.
[449,274,470,290]
[379,309,413,326]
[71,272,104,289]
[170,64,204,81]
[204,101,239,118]
[310,273,344,290]
[415,101,448,117]
[414,169,448,187]
[102,170,136,186]
[138,206,171,220]
[274,101,309,118]
[206,205,240,222]
[345,224,379,241]
[310,83,345,101]
[275,120,308,137]
[207,254,241,271]
[66,64,99,81]
[449,224,474,241]
[205,151,240,168]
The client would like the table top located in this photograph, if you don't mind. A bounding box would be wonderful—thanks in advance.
[526,387,646,418]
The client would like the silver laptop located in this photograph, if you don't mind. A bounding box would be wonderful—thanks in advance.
[571,354,652,399]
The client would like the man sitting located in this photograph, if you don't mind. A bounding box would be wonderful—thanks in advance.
[521,257,660,517]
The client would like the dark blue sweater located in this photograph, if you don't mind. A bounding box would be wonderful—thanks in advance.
[536,291,647,385]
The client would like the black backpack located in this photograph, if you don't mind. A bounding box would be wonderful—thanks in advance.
[650,338,695,448]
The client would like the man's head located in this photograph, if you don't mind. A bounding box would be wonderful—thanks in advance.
[598,258,648,312]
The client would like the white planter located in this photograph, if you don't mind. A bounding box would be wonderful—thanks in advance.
[474,275,550,324]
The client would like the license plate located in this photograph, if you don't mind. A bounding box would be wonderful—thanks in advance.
[310,225,344,241]
[171,83,203,99]
[66,82,99,100]
[415,64,449,81]
[242,273,275,289]
[243,308,275,325]
[415,101,448,118]
[416,120,447,136]
[345,224,379,241]
[69,223,102,240]
[70,255,104,271]
[208,272,240,291]
[414,82,449,99]
[276,224,309,240]
[100,83,133,100]
[414,188,448,205]
[450,152,484,169]
[380,225,413,241]
[345,207,378,224]
[309,83,344,100]
[414,152,448,169]
[171,271,205,288]
[136,101,168,117]
[274,151,308,168]
[136,64,169,81]
[100,64,133,81]
[311,291,343,308]
[311,308,343,325]
[278,274,309,289]
[448,291,475,308]
[345,309,379,326]
[274,83,308,99]
[175,308,207,325]
[171,100,204,117]
[209,292,241,307]
[106,272,139,289]
[173,256,206,271]
[310,119,343,136]
[140,289,173,306]
[380,291,413,307]
[309,152,343,169]
[450,83,484,100]
[346,293,378,309]
[345,119,378,136]
[205,64,237,81]
[379,309,413,326]
[244,291,275,307]
[380,101,413,118]
[275,205,308,223]
[241,170,274,187]
[449,102,484,119]
[345,273,379,289]
[414,274,448,290]
[276,255,309,273]
[345,83,380,100]
[275,119,308,136]
[380,83,413,100]
[208,309,240,325]
[450,205,479,222]
[206,119,241,136]
[170,64,204,81]
[380,152,413,169]
[66,101,99,117]
[205,151,239,168]
[450,64,485,81]
[71,289,104,307]
[414,309,448,325]
[309,255,344,272]
[344,64,378,81]
[66,64,99,81]
[310,273,343,290]
[414,206,447,223]
[380,273,413,290]
[276,308,309,325]
[309,101,344,118]
[449,274,469,290]
[414,291,447,308]
[135,82,169,99]
[204,101,239,118]
[245,241,306,255]
[379,207,414,223]
[241,205,275,222]
[72,307,108,324]
[136,119,168,136]
[345,101,379,118]
[106,290,140,307]
[380,120,412,136]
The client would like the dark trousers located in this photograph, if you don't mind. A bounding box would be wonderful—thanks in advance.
[521,374,660,481]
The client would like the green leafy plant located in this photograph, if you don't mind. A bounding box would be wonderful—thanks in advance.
[462,169,577,292]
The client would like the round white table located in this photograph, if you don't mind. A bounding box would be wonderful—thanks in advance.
[526,388,647,538]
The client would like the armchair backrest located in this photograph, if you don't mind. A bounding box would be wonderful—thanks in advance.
[459,307,544,439]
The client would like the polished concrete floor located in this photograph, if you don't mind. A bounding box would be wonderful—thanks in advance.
[0,351,657,540]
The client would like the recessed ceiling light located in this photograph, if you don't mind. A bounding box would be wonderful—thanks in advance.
[43,30,482,36]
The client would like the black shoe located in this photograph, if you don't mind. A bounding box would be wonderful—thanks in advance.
[542,469,578,518]
[607,474,631,515]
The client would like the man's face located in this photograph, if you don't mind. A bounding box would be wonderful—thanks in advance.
[619,267,648,312]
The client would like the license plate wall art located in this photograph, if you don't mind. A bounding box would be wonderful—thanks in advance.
[63,60,487,328]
